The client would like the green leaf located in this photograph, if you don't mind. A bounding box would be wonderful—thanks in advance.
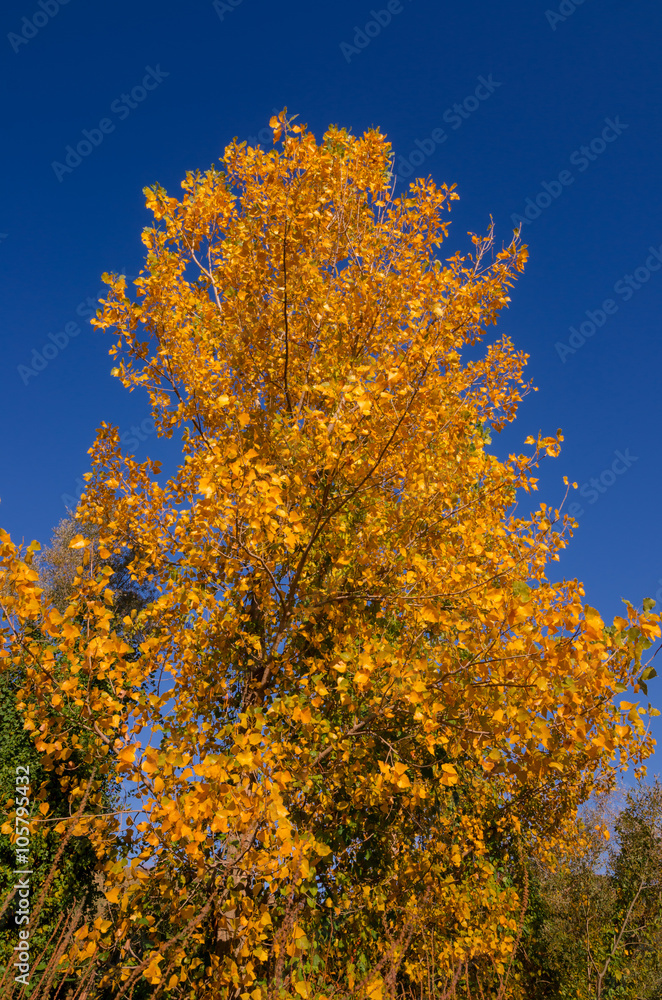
[513,581,531,602]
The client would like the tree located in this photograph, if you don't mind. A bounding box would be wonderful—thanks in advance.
[0,656,106,996]
[1,111,660,1000]
[0,517,155,998]
[517,781,662,1000]
[36,515,152,622]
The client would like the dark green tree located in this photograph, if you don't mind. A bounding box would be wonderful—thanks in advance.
[514,780,662,1000]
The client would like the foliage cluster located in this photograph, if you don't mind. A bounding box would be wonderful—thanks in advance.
[0,112,660,999]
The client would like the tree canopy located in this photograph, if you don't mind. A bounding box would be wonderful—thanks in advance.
[0,112,660,1000]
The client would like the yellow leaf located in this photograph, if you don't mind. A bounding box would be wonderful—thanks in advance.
[366,978,384,1000]
[68,534,90,550]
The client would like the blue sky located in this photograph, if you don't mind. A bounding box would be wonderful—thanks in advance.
[1,0,661,765]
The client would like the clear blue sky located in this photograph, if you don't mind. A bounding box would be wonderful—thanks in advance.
[1,0,661,762]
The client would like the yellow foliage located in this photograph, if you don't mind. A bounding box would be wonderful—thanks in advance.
[0,114,659,999]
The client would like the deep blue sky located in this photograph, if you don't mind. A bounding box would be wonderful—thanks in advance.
[1,0,661,765]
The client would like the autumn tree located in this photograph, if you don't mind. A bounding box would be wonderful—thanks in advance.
[1,112,660,1000]
[0,517,156,998]
[0,658,105,993]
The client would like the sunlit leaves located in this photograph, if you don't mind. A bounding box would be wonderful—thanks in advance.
[1,115,660,998]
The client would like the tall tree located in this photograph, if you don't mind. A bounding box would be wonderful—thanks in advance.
[1,113,659,999]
